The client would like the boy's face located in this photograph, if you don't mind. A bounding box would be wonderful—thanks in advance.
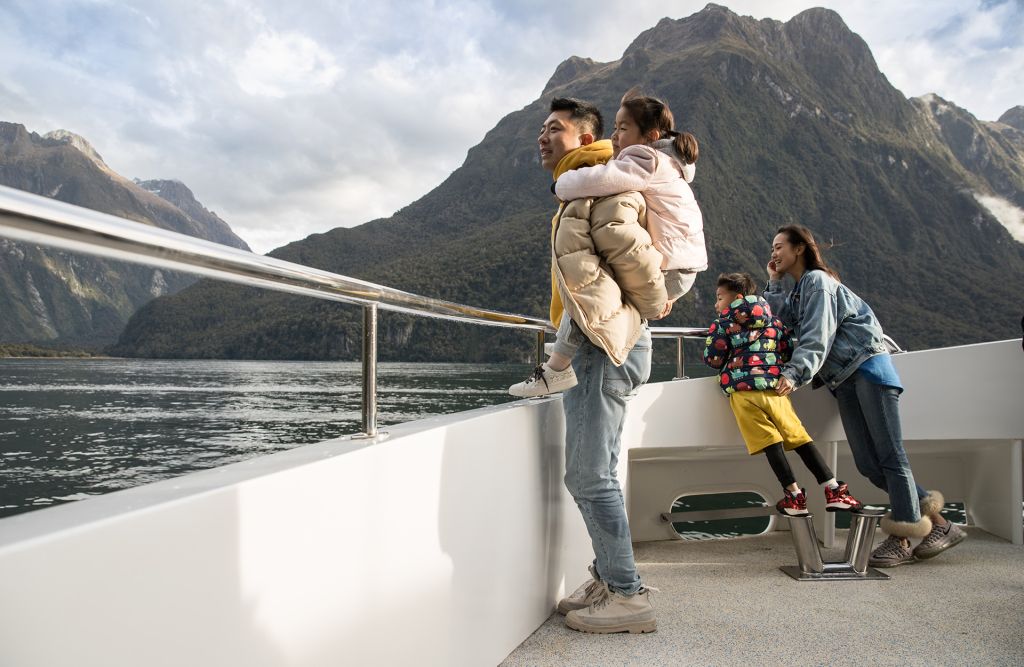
[715,287,741,313]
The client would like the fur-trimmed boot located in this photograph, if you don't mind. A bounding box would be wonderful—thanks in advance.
[913,489,968,559]
[880,512,933,539]
[870,513,933,568]
[918,490,945,519]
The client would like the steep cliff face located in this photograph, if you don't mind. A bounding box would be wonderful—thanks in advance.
[0,123,250,346]
[998,106,1024,131]
[105,5,1022,359]
[912,95,1024,206]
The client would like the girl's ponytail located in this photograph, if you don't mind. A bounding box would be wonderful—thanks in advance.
[673,131,699,165]
[620,89,699,165]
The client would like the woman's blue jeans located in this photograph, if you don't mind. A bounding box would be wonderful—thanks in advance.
[562,330,651,596]
[833,370,927,523]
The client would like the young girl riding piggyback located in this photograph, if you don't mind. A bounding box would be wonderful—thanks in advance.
[510,89,707,397]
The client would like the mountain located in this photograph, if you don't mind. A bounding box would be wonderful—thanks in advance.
[912,95,1024,207]
[0,123,250,346]
[115,4,1024,361]
[998,106,1024,132]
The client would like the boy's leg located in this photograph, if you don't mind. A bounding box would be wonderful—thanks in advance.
[763,443,809,516]
[793,443,834,484]
[763,443,797,488]
[794,442,865,511]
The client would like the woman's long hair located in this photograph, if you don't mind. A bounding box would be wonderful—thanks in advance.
[620,88,698,164]
[776,225,840,281]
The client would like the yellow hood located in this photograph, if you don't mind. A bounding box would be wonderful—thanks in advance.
[549,140,613,327]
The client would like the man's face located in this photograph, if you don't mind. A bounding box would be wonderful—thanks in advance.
[538,110,584,172]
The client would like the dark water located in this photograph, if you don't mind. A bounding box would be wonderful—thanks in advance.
[0,358,695,519]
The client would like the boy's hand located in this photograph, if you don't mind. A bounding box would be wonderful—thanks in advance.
[776,376,795,396]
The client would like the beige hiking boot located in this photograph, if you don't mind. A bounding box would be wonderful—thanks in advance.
[564,583,657,634]
[557,564,602,615]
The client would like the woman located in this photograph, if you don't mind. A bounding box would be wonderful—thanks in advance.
[764,225,965,567]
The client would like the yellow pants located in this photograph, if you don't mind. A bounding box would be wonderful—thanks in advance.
[728,390,813,454]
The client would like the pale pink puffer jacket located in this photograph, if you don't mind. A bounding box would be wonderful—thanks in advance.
[554,142,708,272]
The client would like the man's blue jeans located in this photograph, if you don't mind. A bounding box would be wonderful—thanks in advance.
[562,329,651,596]
[834,370,927,523]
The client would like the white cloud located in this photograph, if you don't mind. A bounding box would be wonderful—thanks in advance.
[234,30,341,98]
[975,192,1024,244]
[0,1,1021,254]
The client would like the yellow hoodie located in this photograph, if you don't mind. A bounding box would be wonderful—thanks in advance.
[549,140,613,327]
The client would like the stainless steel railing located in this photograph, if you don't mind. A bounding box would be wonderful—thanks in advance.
[0,184,708,436]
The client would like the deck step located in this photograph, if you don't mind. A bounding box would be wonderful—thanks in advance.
[660,506,774,523]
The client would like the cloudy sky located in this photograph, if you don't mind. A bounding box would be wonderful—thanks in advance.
[1,1,1021,253]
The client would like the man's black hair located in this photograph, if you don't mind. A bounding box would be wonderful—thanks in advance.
[549,97,603,139]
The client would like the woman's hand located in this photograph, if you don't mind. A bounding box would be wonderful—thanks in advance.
[652,301,673,320]
[766,259,783,282]
[776,376,795,396]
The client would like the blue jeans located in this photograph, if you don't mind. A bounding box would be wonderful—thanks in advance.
[562,329,652,596]
[834,370,927,523]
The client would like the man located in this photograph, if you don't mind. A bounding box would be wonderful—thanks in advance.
[538,98,667,634]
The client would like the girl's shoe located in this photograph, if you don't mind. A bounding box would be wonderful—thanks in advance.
[775,489,809,516]
[824,482,863,512]
[508,363,577,398]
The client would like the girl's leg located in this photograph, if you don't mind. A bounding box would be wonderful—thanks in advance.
[548,316,582,371]
[507,316,580,397]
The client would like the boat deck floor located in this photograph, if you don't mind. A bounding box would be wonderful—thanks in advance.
[503,528,1023,666]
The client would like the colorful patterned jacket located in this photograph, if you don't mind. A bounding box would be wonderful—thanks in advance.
[703,295,791,395]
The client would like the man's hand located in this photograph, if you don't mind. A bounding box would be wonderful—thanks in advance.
[776,376,795,396]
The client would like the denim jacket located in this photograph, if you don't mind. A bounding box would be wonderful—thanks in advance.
[763,270,887,390]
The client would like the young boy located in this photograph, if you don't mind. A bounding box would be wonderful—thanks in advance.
[703,272,863,515]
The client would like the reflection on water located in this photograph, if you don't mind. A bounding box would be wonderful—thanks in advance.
[0,359,534,518]
[0,358,694,518]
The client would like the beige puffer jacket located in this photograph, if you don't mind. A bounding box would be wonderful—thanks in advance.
[552,192,667,366]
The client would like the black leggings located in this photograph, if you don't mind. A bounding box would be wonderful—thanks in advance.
[763,442,833,489]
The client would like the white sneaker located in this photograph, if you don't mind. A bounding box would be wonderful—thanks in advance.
[508,363,577,397]
[565,583,657,634]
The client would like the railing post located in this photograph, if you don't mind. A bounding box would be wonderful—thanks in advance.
[361,303,378,437]
[675,336,686,379]
[536,330,546,366]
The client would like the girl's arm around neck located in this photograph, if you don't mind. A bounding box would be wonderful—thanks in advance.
[554,144,657,201]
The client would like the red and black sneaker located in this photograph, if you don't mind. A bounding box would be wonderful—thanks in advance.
[776,489,809,516]
[825,481,863,512]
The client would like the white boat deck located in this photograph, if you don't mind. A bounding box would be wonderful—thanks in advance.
[504,528,1024,666]
[0,340,1020,666]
